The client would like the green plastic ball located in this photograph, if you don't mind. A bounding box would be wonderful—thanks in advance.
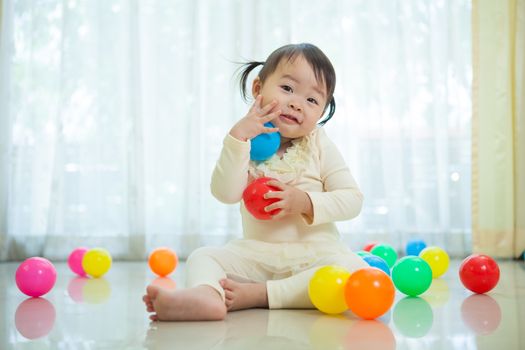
[356,250,372,258]
[392,256,432,296]
[371,244,398,267]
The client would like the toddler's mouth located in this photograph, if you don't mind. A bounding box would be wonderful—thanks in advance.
[280,114,300,124]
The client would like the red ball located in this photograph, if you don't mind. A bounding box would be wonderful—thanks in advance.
[459,254,500,294]
[242,177,281,220]
[363,242,378,252]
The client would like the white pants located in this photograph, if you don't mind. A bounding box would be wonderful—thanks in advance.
[185,240,367,309]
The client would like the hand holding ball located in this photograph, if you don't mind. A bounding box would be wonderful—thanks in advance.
[250,122,280,161]
[242,177,281,220]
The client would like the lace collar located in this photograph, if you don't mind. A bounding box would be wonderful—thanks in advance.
[248,129,316,184]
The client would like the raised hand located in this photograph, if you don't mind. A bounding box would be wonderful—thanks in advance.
[229,95,281,142]
[262,180,313,220]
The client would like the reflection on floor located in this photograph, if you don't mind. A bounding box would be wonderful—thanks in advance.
[1,259,524,349]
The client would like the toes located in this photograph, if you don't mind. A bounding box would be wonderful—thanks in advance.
[146,285,160,299]
[225,289,234,300]
[221,278,237,290]
[147,303,154,312]
[149,314,158,321]
[142,294,150,303]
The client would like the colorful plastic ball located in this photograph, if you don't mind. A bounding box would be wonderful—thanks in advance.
[363,242,378,252]
[363,255,390,276]
[148,247,178,277]
[242,177,282,220]
[250,122,280,161]
[419,246,449,278]
[308,266,350,314]
[405,239,427,256]
[344,267,395,320]
[356,250,372,258]
[82,248,112,278]
[68,247,88,276]
[459,254,500,294]
[370,243,398,268]
[392,256,433,296]
[15,257,57,297]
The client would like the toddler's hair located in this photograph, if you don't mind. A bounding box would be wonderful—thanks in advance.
[238,43,336,126]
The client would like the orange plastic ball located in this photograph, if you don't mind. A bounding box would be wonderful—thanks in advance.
[344,267,395,320]
[148,247,178,277]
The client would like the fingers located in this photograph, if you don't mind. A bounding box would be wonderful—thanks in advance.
[262,126,279,134]
[265,180,285,190]
[262,109,281,124]
[264,191,284,199]
[259,98,278,115]
[270,210,287,220]
[249,95,263,113]
[264,201,283,213]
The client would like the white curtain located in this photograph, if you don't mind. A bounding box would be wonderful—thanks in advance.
[0,0,472,261]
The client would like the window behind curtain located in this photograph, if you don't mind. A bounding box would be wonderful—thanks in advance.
[0,0,471,260]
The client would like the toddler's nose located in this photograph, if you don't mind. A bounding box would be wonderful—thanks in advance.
[289,101,302,112]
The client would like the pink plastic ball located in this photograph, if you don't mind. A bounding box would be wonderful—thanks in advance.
[68,247,88,276]
[15,257,57,297]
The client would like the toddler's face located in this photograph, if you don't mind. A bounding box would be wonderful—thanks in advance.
[252,55,328,140]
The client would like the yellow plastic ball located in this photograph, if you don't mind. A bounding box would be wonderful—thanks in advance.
[82,248,112,278]
[419,246,449,278]
[308,266,351,314]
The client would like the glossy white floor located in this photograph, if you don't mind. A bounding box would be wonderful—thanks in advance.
[1,259,524,350]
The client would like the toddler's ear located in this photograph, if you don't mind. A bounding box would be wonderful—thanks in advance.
[251,77,262,99]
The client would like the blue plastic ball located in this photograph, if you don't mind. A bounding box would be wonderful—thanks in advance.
[250,122,280,161]
[406,239,427,256]
[363,255,391,276]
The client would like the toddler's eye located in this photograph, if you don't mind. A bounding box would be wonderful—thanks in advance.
[281,85,293,92]
[307,97,318,105]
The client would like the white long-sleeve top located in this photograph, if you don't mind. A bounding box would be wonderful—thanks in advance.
[211,127,363,243]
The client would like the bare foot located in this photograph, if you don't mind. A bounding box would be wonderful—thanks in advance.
[220,278,268,311]
[143,284,226,321]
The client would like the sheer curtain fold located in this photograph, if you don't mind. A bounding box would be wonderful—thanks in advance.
[1,0,11,261]
[0,0,472,261]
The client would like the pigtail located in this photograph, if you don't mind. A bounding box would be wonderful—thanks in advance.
[318,97,336,126]
[237,61,264,102]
